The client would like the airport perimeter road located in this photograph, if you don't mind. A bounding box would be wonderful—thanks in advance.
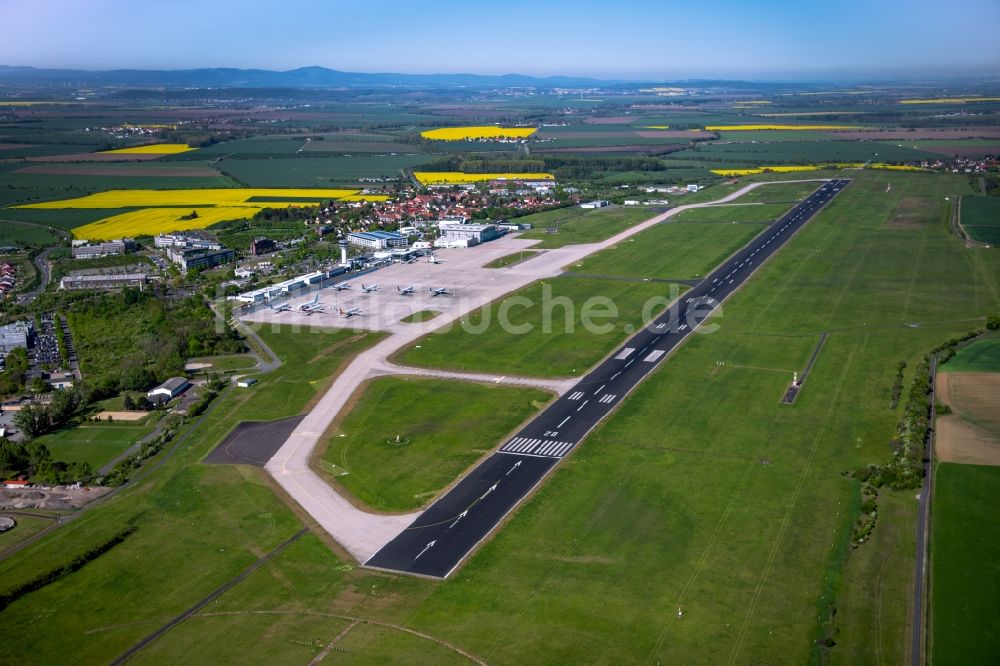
[366,179,852,578]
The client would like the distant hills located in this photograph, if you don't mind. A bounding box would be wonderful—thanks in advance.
[0,65,628,89]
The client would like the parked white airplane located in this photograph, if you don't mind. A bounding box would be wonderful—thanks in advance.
[397,285,416,295]
[339,307,362,318]
[269,302,291,312]
[333,282,351,291]
[300,294,324,312]
[361,283,379,293]
[429,287,450,296]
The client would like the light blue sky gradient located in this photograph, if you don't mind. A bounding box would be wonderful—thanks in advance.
[2,0,998,79]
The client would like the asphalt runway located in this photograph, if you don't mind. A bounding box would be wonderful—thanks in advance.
[203,416,305,466]
[366,179,852,578]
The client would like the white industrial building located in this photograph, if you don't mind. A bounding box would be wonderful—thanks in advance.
[234,267,347,304]
[439,223,501,247]
[154,231,223,251]
[72,239,137,259]
[580,200,610,209]
[346,231,407,250]
[147,377,191,403]
[59,273,149,291]
[0,320,32,353]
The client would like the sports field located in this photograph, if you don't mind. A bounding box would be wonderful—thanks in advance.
[39,422,155,470]
[319,376,551,511]
[931,463,1000,665]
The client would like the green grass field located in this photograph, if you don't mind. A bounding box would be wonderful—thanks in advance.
[0,514,56,552]
[726,180,822,203]
[483,250,539,268]
[517,206,656,248]
[0,219,63,247]
[0,207,135,230]
[939,337,1000,372]
[569,222,763,280]
[187,354,259,372]
[397,276,677,377]
[931,463,1000,665]
[38,422,156,470]
[319,377,551,511]
[673,202,792,223]
[961,196,1000,245]
[399,309,441,323]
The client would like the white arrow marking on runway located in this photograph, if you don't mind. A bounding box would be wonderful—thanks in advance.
[505,460,522,476]
[449,510,468,529]
[415,540,436,560]
[480,482,499,500]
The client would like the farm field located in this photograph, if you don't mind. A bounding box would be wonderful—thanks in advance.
[940,337,1000,372]
[421,126,536,140]
[73,206,258,239]
[930,464,1000,666]
[318,377,551,512]
[219,155,433,187]
[516,206,654,248]
[666,140,941,165]
[413,171,554,185]
[101,143,196,155]
[960,196,1000,244]
[38,422,156,470]
[11,187,367,238]
[397,276,676,377]
[569,221,764,280]
[16,187,359,209]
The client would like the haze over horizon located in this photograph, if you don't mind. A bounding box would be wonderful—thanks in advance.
[3,0,999,81]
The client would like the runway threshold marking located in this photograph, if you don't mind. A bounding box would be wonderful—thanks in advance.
[615,348,636,360]
[644,350,665,363]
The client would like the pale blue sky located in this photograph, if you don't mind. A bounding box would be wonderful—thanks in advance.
[2,0,998,79]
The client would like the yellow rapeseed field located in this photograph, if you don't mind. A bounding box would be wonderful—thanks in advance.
[640,125,671,129]
[18,188,372,239]
[100,143,198,155]
[18,188,360,209]
[413,172,554,185]
[704,124,861,131]
[420,126,537,141]
[74,207,260,240]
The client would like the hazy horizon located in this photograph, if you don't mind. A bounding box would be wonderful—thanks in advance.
[3,0,999,81]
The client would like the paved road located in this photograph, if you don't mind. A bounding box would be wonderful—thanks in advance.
[911,355,937,666]
[366,179,852,578]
